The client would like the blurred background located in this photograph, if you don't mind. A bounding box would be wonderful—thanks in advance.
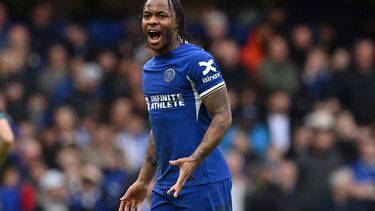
[0,0,374,210]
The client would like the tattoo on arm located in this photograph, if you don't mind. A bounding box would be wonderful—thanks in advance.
[192,87,232,164]
[138,130,157,184]
[145,135,157,167]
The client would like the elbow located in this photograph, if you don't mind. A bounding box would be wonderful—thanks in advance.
[217,111,232,131]
[224,111,232,129]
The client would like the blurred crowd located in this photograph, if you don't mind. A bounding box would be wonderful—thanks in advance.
[0,1,374,211]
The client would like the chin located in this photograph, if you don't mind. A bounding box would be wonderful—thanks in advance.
[147,42,166,52]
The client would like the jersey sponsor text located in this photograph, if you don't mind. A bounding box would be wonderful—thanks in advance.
[145,94,185,110]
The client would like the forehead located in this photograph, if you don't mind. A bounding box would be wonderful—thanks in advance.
[144,0,172,12]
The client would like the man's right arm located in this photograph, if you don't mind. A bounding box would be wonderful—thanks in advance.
[119,130,157,211]
[0,113,14,166]
[137,130,157,184]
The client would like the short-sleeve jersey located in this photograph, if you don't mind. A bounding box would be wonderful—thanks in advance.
[142,43,231,188]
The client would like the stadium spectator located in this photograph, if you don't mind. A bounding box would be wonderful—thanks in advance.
[0,165,36,211]
[28,1,58,58]
[297,110,343,211]
[38,43,69,97]
[259,35,299,99]
[0,2,10,50]
[330,47,351,72]
[290,25,314,67]
[321,167,365,211]
[201,9,229,48]
[301,48,331,101]
[334,111,360,163]
[266,91,292,154]
[333,38,375,125]
[210,38,251,92]
[35,169,68,211]
[240,22,273,82]
[350,134,375,210]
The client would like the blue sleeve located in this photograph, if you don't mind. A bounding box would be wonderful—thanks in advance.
[186,51,226,98]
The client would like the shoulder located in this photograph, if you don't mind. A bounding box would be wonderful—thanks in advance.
[183,44,217,70]
[187,44,214,61]
[143,57,156,69]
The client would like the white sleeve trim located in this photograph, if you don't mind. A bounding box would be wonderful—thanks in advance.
[200,82,226,98]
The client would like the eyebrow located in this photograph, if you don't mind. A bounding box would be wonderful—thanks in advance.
[143,10,168,14]
[143,9,171,17]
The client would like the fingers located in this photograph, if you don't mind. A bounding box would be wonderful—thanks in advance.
[167,184,182,198]
[167,173,187,198]
[169,159,179,166]
[169,157,190,166]
[119,200,125,211]
[167,184,176,195]
[173,186,181,198]
[125,201,133,211]
[131,202,137,211]
[119,198,142,211]
[137,203,142,211]
[125,201,130,211]
[130,202,142,211]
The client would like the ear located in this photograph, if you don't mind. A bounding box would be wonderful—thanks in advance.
[174,18,178,29]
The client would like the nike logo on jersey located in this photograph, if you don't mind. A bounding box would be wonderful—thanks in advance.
[199,59,217,76]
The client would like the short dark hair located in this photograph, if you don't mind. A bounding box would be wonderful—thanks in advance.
[139,0,189,42]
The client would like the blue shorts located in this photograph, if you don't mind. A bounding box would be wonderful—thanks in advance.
[151,178,232,211]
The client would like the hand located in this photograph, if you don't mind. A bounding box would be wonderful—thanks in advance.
[119,180,148,211]
[167,156,199,198]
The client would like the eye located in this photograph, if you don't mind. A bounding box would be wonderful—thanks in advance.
[143,13,151,19]
[158,14,167,18]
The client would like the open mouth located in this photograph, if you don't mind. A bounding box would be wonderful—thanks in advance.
[148,30,161,43]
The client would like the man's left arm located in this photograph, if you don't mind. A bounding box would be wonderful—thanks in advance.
[167,86,232,197]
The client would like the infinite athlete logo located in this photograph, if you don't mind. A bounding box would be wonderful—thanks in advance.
[199,59,217,76]
[145,94,185,110]
[164,68,175,83]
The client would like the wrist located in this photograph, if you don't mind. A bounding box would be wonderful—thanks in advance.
[136,178,150,186]
[190,153,203,164]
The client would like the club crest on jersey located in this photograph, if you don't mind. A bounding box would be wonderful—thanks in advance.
[199,59,217,76]
[164,68,175,83]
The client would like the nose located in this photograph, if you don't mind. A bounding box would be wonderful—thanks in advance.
[148,15,158,25]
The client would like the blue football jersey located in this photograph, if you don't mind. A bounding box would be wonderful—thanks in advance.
[142,43,231,188]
